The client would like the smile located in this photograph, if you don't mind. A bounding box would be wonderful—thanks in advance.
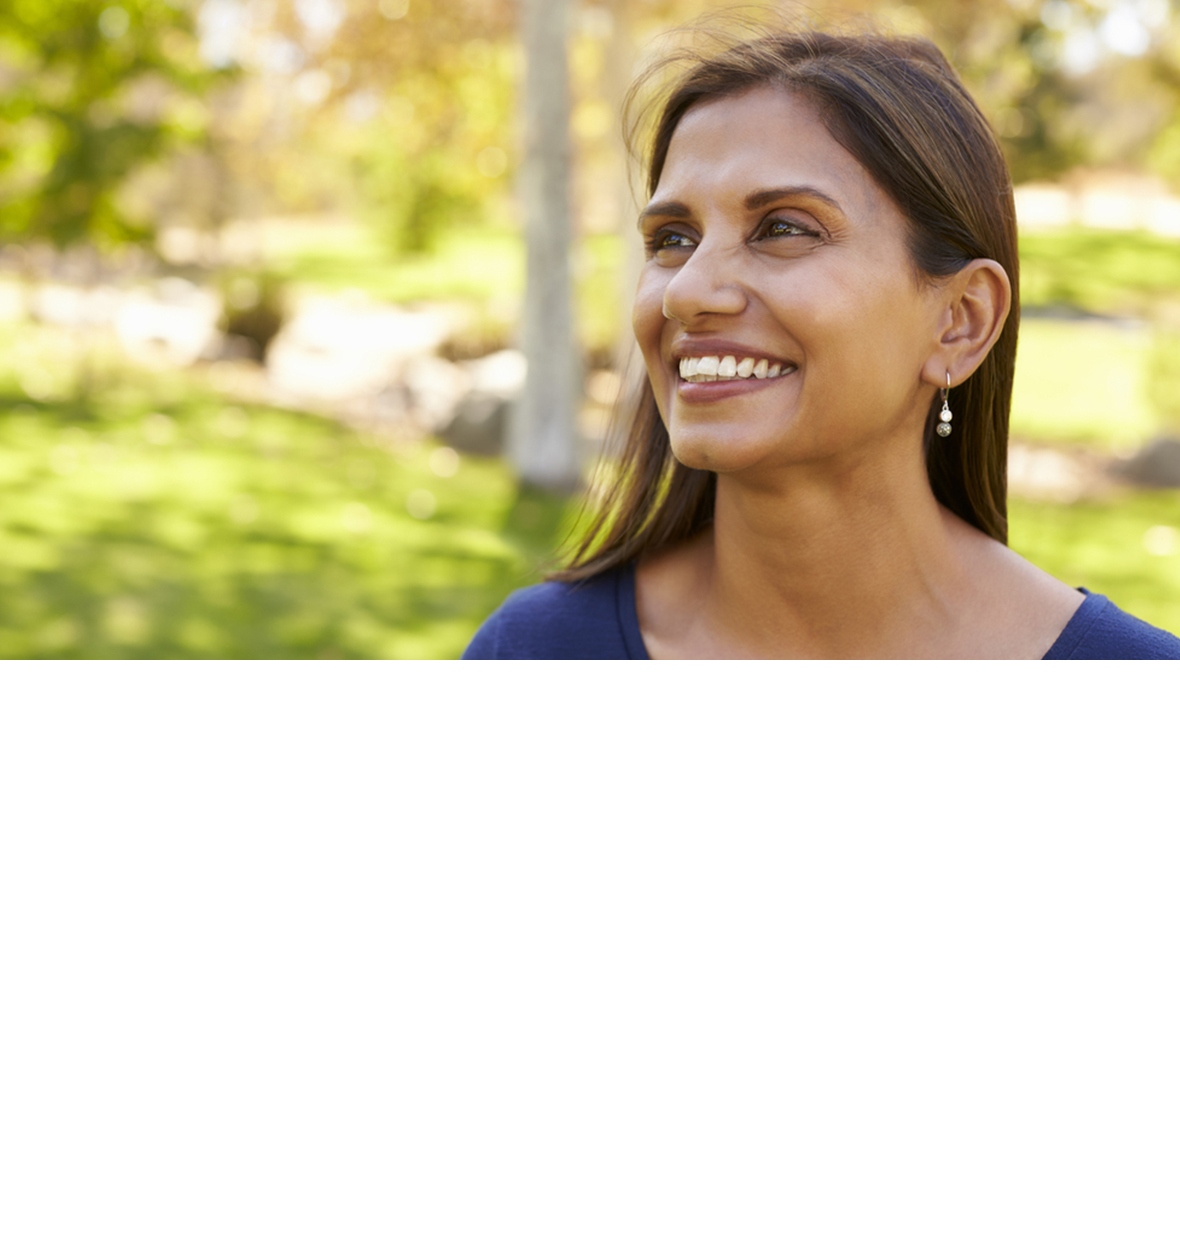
[677,355,797,382]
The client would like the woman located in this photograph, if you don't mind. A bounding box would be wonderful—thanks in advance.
[465,26,1180,659]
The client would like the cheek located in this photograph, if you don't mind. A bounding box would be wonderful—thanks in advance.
[632,280,659,346]
[632,282,671,389]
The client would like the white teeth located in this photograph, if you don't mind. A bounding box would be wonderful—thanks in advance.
[677,354,791,382]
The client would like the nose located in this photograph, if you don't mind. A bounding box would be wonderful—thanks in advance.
[661,242,748,323]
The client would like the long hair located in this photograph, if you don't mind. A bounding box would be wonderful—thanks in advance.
[555,23,1018,582]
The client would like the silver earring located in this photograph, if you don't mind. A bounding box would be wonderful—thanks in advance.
[936,371,952,438]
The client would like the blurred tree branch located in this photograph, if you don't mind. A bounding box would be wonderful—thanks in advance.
[0,0,228,253]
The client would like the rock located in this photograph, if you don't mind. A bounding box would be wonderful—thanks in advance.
[462,348,527,396]
[402,354,471,433]
[266,296,455,405]
[442,390,510,456]
[1115,436,1180,488]
[32,283,122,328]
[114,279,221,367]
[439,349,526,456]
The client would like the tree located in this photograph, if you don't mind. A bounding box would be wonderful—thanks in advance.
[262,0,519,254]
[513,0,580,491]
[0,0,222,253]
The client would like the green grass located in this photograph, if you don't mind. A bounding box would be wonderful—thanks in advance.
[1019,229,1180,317]
[1011,319,1156,449]
[3,350,1178,655]
[266,222,622,355]
[272,224,525,309]
[1011,491,1180,637]
[0,342,576,659]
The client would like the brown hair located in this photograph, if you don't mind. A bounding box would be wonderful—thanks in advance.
[555,22,1018,581]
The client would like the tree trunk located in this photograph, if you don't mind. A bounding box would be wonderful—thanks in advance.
[513,0,580,491]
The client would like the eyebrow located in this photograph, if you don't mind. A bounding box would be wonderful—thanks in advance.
[639,184,846,226]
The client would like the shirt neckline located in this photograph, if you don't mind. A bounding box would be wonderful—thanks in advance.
[617,562,1101,661]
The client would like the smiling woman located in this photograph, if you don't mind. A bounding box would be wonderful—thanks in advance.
[464,23,1180,660]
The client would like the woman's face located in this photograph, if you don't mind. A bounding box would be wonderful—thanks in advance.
[633,85,948,477]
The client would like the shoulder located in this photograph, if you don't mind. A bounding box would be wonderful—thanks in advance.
[461,565,648,660]
[1043,592,1180,660]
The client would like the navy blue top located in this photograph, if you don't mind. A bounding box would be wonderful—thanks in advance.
[462,562,1180,660]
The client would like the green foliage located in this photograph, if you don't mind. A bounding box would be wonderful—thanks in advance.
[355,140,485,257]
[352,73,514,255]
[302,12,518,255]
[217,270,289,358]
[1148,111,1180,186]
[0,326,574,658]
[0,0,222,249]
[992,61,1088,184]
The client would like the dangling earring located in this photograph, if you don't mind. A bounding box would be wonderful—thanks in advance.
[936,371,952,438]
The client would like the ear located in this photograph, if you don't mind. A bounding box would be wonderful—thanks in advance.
[921,259,1011,389]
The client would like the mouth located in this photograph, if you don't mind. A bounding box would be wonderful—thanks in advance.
[676,354,798,383]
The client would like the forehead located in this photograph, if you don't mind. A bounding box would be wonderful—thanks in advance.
[654,85,885,219]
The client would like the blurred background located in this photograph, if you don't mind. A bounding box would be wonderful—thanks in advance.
[1,0,1179,658]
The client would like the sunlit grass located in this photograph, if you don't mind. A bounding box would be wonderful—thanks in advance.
[3,350,1178,655]
[1012,319,1155,449]
[267,222,623,354]
[1019,229,1180,317]
[1010,492,1180,637]
[1010,228,1180,449]
[272,223,525,309]
[0,350,576,659]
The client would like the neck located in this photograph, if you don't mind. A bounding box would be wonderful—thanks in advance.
[696,451,973,657]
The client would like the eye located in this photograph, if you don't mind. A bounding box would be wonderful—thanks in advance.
[762,218,817,239]
[645,227,696,257]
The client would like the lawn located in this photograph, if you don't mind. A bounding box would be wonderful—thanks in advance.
[0,343,575,659]
[1010,492,1180,637]
[2,346,1178,657]
[1011,318,1156,449]
[272,222,525,309]
[1019,228,1180,318]
[268,222,625,359]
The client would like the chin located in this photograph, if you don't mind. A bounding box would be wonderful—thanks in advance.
[668,423,775,474]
